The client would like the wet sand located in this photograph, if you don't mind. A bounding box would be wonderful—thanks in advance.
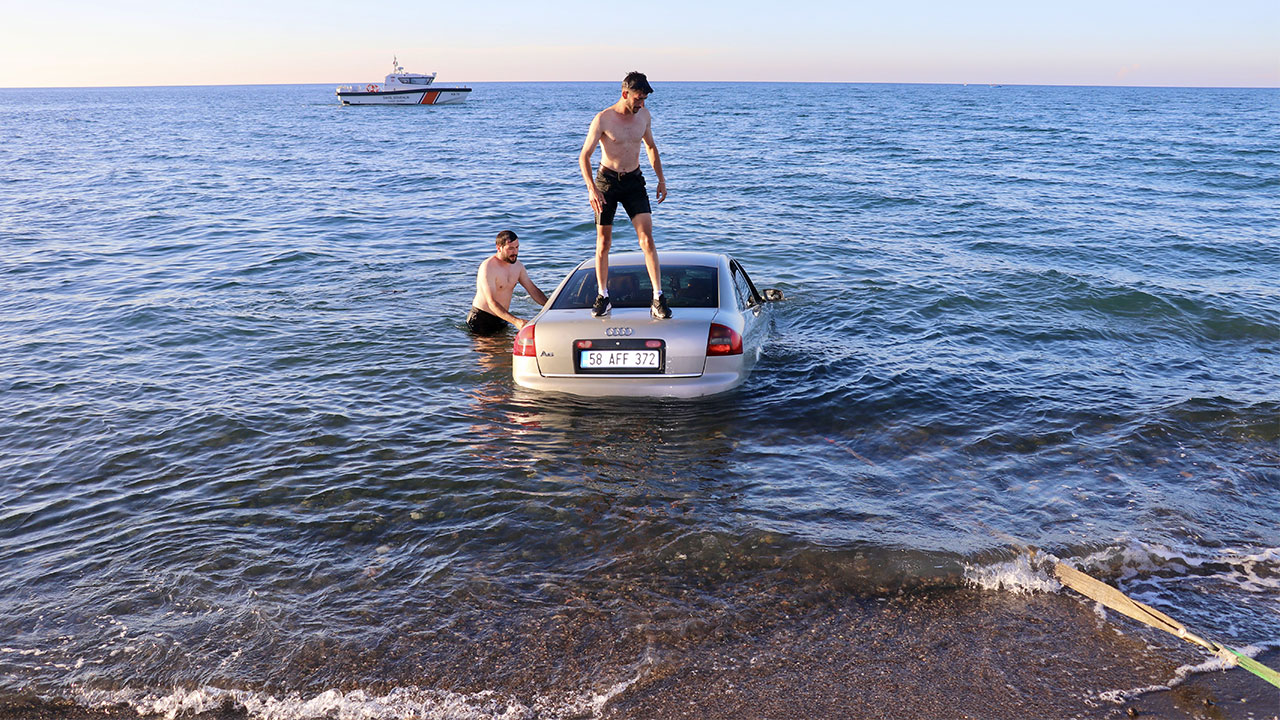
[4,587,1274,720]
[609,591,1279,720]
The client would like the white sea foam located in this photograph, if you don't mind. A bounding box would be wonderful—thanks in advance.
[77,674,645,720]
[1097,642,1278,705]
[969,539,1280,603]
[1072,541,1280,591]
[962,552,1061,594]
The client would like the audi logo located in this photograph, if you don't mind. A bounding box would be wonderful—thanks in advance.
[604,327,633,337]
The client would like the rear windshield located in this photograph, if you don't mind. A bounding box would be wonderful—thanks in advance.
[550,264,719,310]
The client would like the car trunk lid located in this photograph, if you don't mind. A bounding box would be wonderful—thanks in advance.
[531,307,719,377]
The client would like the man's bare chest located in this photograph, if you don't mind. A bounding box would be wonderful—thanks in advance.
[493,266,521,290]
[601,115,646,144]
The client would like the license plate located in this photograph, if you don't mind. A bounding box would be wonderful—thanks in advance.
[580,349,661,370]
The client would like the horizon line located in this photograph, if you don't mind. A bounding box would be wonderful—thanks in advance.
[3,80,1278,91]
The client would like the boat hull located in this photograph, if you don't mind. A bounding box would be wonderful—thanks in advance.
[337,88,471,106]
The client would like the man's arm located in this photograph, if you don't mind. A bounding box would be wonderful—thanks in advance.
[476,263,526,329]
[643,119,666,204]
[519,265,548,306]
[579,113,605,215]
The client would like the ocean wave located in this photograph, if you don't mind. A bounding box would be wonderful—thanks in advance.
[976,540,1280,649]
[75,681,640,720]
[963,552,1062,594]
[1066,542,1280,592]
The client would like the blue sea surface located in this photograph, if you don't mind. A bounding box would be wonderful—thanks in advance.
[0,82,1277,719]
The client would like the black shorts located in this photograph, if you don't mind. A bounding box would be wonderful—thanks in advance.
[594,167,651,226]
[466,306,509,335]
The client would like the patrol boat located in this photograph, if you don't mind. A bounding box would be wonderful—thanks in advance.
[336,58,472,106]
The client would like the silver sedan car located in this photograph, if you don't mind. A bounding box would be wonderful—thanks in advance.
[512,250,779,398]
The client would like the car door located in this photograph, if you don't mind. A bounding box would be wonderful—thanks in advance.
[729,259,766,368]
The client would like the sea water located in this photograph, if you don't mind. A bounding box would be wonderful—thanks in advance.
[0,82,1277,719]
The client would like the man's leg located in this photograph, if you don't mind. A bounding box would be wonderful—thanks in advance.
[633,213,670,318]
[595,223,613,294]
[633,213,659,293]
[592,224,613,316]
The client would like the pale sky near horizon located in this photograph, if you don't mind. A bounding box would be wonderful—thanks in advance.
[2,0,1277,88]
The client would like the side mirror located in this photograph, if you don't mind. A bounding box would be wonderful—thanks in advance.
[763,289,785,302]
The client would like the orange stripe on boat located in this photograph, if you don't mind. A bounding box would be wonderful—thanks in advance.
[420,91,440,105]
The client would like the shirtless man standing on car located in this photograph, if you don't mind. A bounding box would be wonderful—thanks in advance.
[467,230,548,334]
[578,71,670,319]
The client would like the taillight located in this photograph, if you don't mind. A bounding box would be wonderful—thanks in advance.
[513,324,536,356]
[706,323,743,356]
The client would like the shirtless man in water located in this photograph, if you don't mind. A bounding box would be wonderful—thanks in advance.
[467,230,548,334]
[579,71,670,319]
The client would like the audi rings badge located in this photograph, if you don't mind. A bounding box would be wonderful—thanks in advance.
[604,327,633,337]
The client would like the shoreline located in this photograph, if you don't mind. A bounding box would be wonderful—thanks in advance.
[3,589,1274,720]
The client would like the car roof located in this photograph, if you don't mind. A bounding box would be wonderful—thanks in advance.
[574,250,728,270]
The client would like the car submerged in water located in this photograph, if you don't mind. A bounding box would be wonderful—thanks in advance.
[512,250,782,398]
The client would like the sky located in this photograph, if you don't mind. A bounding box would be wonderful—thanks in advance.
[2,0,1277,88]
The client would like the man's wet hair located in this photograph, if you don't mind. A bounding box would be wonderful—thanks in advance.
[622,71,654,95]
[496,230,518,246]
